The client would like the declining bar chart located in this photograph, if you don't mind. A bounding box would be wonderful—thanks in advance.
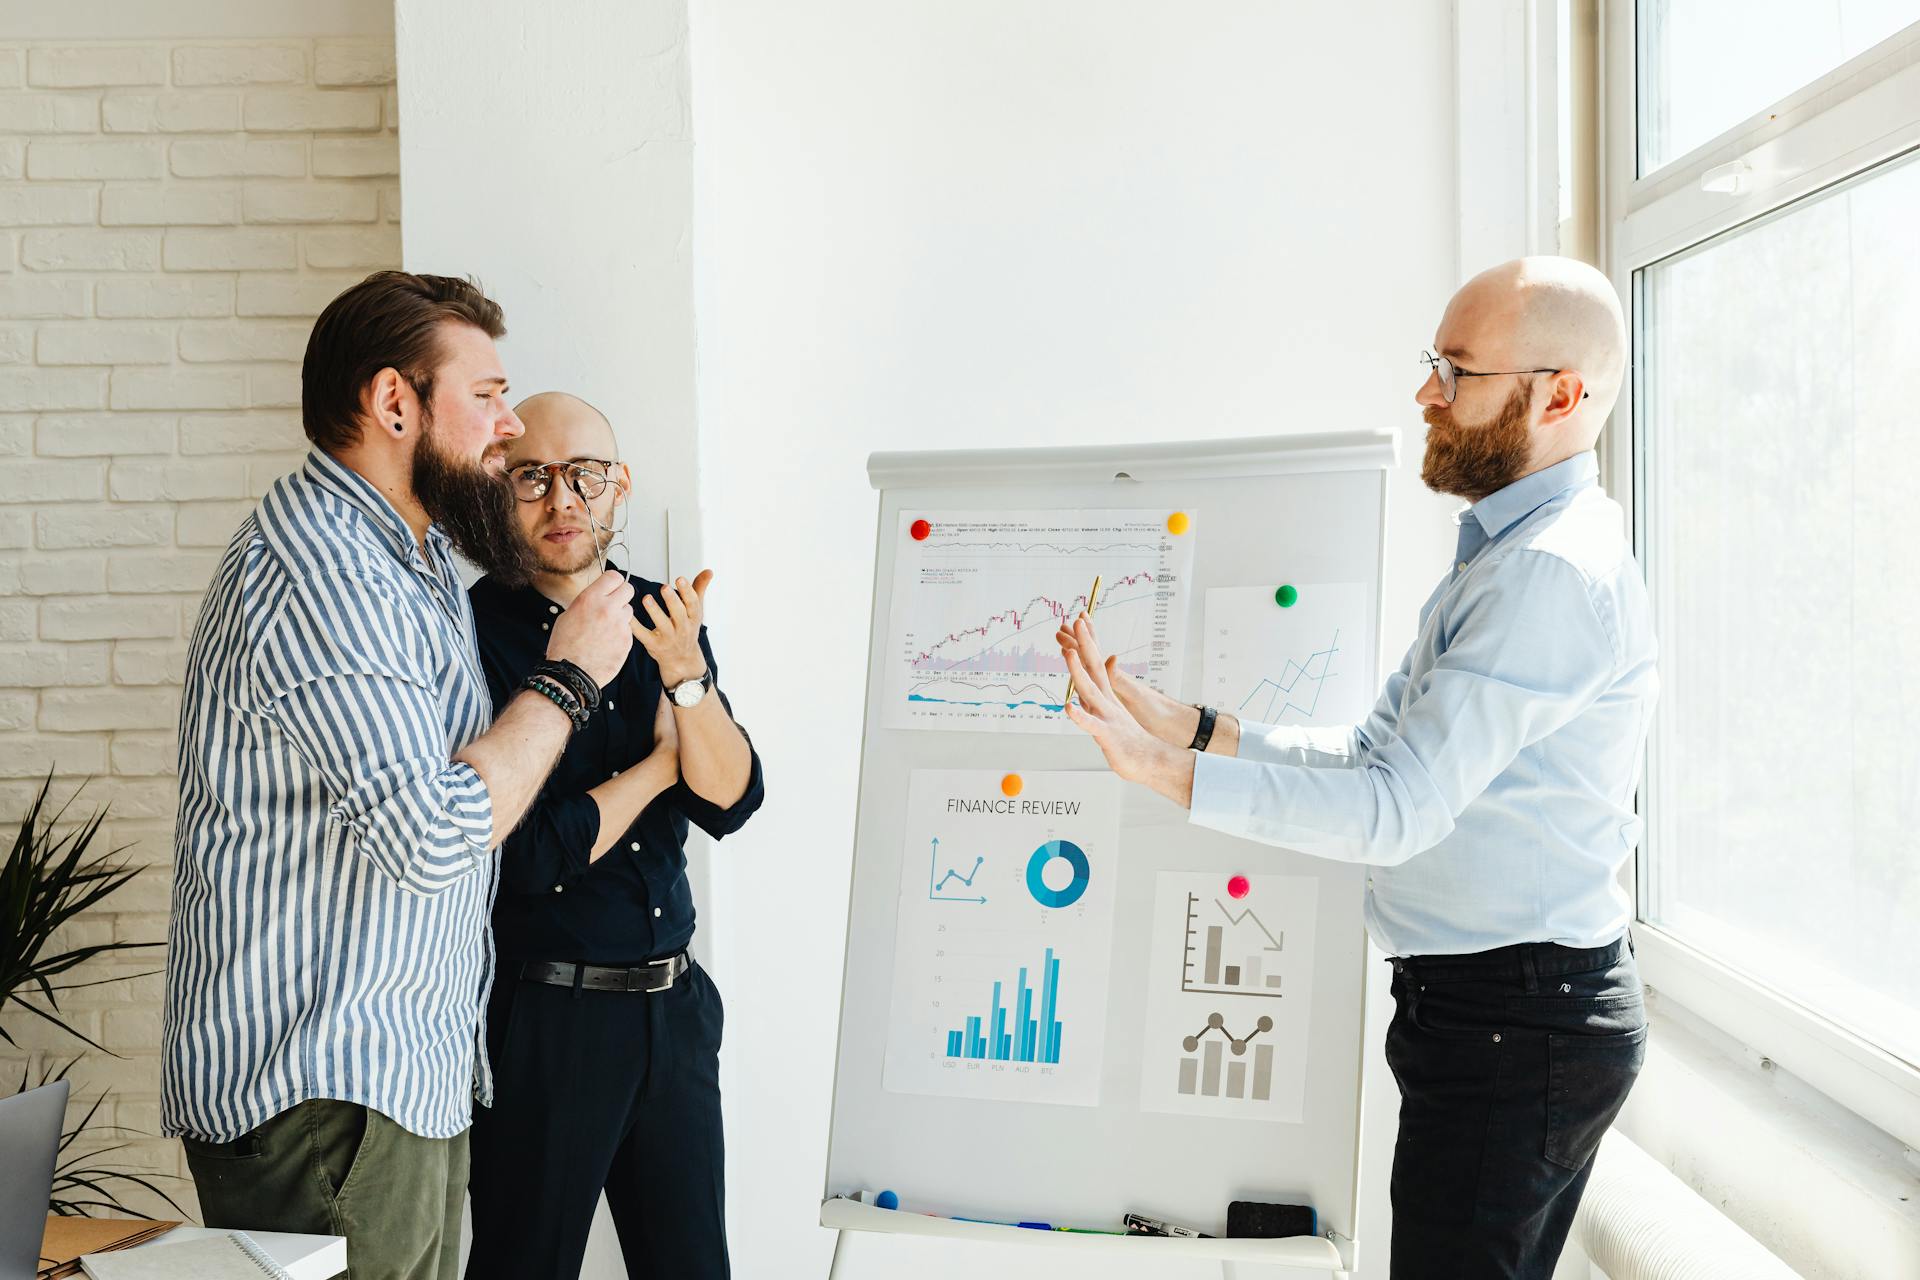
[1183,893,1285,998]
[943,947,1065,1065]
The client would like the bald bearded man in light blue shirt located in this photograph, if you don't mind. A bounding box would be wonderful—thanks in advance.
[1061,256,1656,1279]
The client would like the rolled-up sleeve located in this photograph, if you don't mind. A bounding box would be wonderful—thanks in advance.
[497,787,598,895]
[1190,551,1617,867]
[255,571,493,893]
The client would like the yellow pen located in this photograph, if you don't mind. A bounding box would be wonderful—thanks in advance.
[1060,573,1102,712]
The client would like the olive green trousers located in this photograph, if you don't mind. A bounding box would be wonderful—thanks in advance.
[182,1099,468,1280]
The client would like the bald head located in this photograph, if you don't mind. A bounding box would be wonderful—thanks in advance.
[1439,256,1627,447]
[503,391,630,576]
[510,390,617,464]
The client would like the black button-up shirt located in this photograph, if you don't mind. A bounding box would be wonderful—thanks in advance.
[468,571,765,966]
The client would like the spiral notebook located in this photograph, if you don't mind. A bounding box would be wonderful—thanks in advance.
[80,1232,293,1280]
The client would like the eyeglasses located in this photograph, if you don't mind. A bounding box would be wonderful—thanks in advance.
[1419,350,1589,406]
[508,459,618,503]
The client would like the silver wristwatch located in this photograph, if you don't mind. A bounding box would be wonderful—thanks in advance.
[669,670,713,709]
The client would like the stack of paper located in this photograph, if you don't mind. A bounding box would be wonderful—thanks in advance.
[37,1218,180,1279]
[119,1229,344,1280]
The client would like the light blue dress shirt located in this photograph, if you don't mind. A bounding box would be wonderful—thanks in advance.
[1189,453,1658,957]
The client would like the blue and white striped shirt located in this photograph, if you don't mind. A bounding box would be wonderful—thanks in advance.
[162,449,498,1142]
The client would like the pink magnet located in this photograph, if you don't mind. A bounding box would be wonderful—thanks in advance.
[1227,874,1250,899]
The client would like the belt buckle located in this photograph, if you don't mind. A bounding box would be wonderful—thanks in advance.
[628,956,677,993]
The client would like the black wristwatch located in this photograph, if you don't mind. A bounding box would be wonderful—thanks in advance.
[1189,704,1218,753]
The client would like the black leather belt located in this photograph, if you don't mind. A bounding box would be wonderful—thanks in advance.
[521,953,688,993]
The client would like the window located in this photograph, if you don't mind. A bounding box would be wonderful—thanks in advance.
[1637,150,1920,1069]
[1607,2,1920,1145]
[1636,0,1919,174]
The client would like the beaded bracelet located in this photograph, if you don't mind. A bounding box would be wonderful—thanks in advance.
[523,672,588,731]
[526,671,583,729]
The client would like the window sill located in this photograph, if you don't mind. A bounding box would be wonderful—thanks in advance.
[1616,988,1920,1277]
[1633,924,1920,1153]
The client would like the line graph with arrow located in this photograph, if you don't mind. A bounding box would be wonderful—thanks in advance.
[928,838,987,904]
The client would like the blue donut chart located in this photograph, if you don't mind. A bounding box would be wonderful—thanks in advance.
[1026,839,1090,908]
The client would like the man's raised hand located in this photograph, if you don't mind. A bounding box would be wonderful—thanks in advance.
[632,570,715,687]
[1054,614,1200,747]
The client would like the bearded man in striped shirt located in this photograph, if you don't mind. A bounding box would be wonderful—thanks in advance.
[162,272,636,1280]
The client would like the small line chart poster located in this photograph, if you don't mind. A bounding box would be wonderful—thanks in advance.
[1138,871,1320,1122]
[882,510,1194,734]
[1200,582,1372,729]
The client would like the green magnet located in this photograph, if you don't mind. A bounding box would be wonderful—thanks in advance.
[1275,584,1299,608]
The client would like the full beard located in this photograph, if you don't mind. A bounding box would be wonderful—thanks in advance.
[1420,384,1535,501]
[411,421,542,587]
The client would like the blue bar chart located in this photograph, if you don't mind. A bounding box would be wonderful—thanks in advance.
[943,948,1065,1065]
[886,769,1119,1106]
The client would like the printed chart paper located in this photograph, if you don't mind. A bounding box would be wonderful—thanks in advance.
[1138,872,1319,1122]
[884,509,1195,733]
[1201,582,1373,729]
[884,770,1122,1106]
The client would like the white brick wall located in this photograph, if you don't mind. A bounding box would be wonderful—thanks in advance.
[0,37,399,1220]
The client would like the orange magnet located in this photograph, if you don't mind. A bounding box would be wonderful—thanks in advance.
[1166,511,1190,535]
[1000,773,1024,798]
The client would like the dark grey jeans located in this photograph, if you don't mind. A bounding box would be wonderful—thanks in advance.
[181,1099,469,1280]
[1384,934,1647,1279]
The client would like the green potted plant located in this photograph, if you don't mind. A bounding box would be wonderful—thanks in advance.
[3,772,183,1217]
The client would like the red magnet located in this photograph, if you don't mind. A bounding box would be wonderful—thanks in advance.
[910,519,932,541]
[1227,874,1250,899]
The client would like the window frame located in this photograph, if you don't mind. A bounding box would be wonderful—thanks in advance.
[1600,3,1920,1152]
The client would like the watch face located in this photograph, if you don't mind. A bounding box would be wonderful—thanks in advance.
[673,678,707,708]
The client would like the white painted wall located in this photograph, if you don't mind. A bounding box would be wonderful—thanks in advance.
[396,0,696,583]
[688,3,1460,1277]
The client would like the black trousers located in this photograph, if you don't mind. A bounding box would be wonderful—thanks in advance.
[466,957,728,1280]
[1384,935,1646,1280]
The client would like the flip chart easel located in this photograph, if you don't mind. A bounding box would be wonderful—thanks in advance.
[824,431,1400,1277]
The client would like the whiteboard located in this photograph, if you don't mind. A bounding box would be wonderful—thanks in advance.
[823,431,1398,1272]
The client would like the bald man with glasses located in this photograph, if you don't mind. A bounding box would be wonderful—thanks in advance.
[1060,257,1657,1278]
[464,392,763,1280]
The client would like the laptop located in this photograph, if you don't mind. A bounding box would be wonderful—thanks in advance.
[0,1079,68,1280]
